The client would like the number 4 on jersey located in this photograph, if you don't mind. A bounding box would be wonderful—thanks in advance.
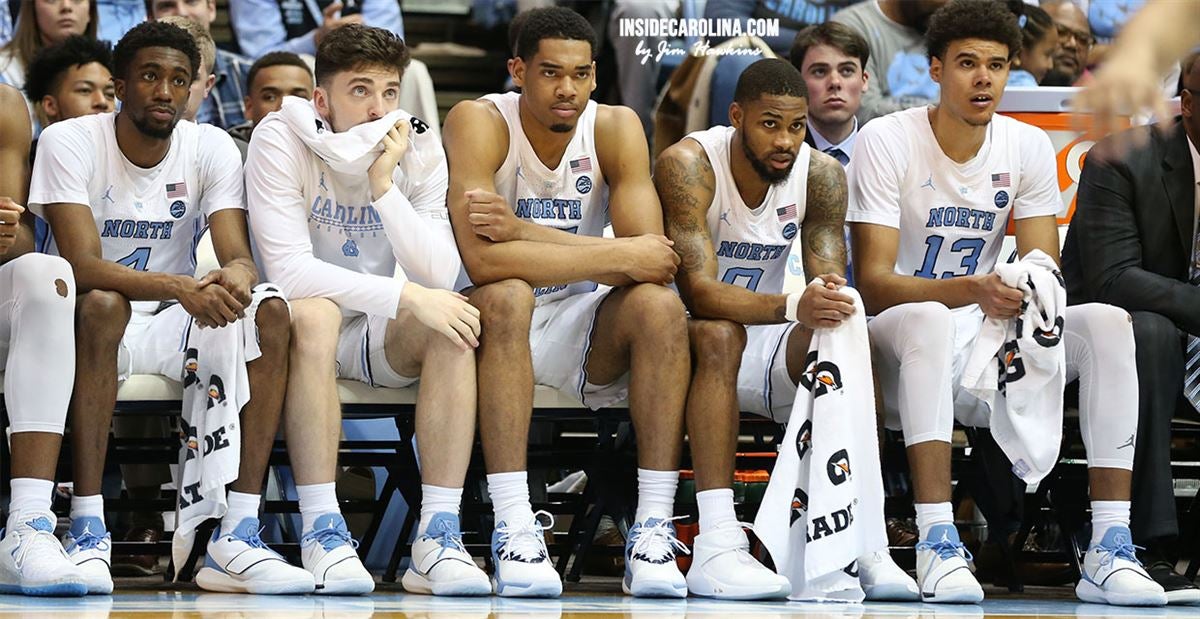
[117,247,152,271]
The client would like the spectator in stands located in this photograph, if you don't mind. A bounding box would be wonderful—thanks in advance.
[229,0,402,60]
[1060,51,1200,606]
[227,51,312,158]
[790,22,868,166]
[25,35,114,127]
[831,0,947,123]
[1008,3,1058,86]
[608,0,678,139]
[155,15,213,122]
[97,0,145,43]
[0,0,99,127]
[0,2,13,47]
[1041,0,1093,86]
[706,0,860,55]
[148,0,252,129]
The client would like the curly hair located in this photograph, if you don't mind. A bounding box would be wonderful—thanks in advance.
[925,0,1023,61]
[315,24,410,87]
[25,35,112,103]
[515,7,597,62]
[113,20,201,82]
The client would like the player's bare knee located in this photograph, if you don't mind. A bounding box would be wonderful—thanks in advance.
[624,284,687,337]
[289,298,341,356]
[689,319,746,370]
[254,297,291,352]
[471,279,534,326]
[76,289,131,344]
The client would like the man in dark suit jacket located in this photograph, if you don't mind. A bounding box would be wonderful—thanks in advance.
[1061,53,1200,603]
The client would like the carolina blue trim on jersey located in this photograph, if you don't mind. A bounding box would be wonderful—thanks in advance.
[34,216,51,254]
[764,324,793,421]
[575,288,617,407]
[189,218,207,274]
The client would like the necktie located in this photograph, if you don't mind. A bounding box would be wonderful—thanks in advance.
[824,147,849,167]
[1184,188,1200,412]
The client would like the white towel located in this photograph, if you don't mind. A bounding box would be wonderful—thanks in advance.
[961,249,1066,484]
[276,96,440,179]
[171,283,287,579]
[754,283,888,602]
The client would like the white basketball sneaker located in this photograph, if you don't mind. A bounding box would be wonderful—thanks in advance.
[490,511,562,597]
[685,524,790,600]
[61,516,113,595]
[300,513,375,595]
[914,524,983,603]
[1076,526,1167,607]
[402,512,490,596]
[858,549,920,601]
[196,517,315,594]
[623,517,688,598]
[0,511,87,596]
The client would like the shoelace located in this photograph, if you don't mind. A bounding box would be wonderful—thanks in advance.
[1096,539,1144,568]
[300,523,358,552]
[916,537,972,562]
[495,510,554,562]
[13,517,67,569]
[223,524,272,550]
[629,516,691,563]
[67,523,110,554]
[429,519,469,557]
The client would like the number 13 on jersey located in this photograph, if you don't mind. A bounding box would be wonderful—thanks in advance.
[914,235,985,279]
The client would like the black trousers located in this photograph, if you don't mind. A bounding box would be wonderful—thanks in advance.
[1129,311,1191,543]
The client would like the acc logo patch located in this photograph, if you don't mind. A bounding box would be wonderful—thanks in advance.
[827,449,852,485]
[170,200,186,219]
[799,350,843,397]
[993,190,1009,209]
[576,176,592,194]
[782,222,797,240]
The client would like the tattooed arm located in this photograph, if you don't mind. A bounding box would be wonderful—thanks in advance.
[801,153,848,279]
[657,140,793,324]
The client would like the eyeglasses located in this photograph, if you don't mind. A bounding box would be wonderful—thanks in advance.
[1056,24,1096,47]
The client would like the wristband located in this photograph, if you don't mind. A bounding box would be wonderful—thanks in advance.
[784,292,802,322]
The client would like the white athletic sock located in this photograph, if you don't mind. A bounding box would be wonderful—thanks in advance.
[8,478,54,517]
[635,468,678,523]
[487,471,534,527]
[221,491,262,534]
[419,484,463,532]
[1090,500,1131,547]
[70,494,105,526]
[696,487,738,533]
[915,502,954,540]
[296,482,340,533]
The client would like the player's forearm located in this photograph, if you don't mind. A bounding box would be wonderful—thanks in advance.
[374,186,462,289]
[269,253,403,318]
[463,238,630,287]
[685,279,790,325]
[518,221,611,246]
[855,270,979,315]
[71,257,195,301]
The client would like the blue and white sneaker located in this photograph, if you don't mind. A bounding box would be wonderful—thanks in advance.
[490,510,562,597]
[0,511,87,596]
[196,517,314,594]
[915,524,983,603]
[62,517,113,594]
[623,517,688,598]
[300,513,374,595]
[402,512,490,596]
[1076,526,1167,607]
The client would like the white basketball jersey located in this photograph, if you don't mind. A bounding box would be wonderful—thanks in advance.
[846,107,1060,280]
[480,92,610,304]
[688,125,810,295]
[30,113,243,279]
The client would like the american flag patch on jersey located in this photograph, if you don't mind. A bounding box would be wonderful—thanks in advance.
[991,172,1010,188]
[569,157,592,174]
[166,182,187,198]
[776,204,797,222]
